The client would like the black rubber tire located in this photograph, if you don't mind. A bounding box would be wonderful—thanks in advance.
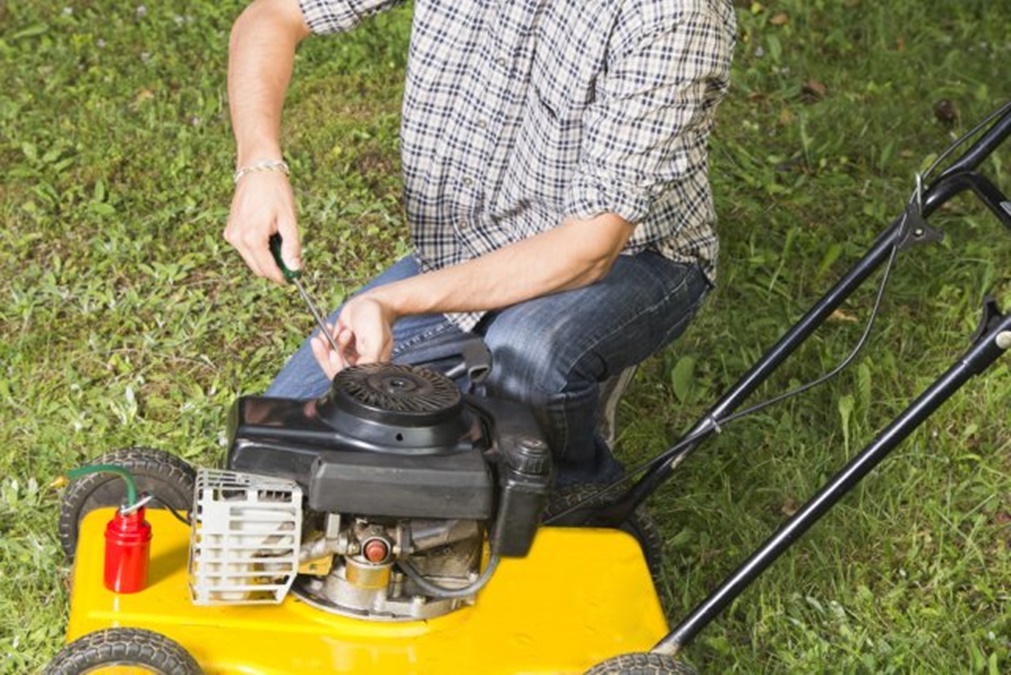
[44,627,202,675]
[543,483,665,585]
[59,447,196,562]
[584,652,697,675]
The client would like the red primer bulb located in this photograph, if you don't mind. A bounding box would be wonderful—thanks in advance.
[104,505,152,593]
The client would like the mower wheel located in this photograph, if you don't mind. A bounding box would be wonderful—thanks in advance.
[543,483,665,585]
[59,447,196,562]
[44,627,201,675]
[584,652,697,675]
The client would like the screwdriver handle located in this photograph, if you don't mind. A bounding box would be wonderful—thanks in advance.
[269,233,301,282]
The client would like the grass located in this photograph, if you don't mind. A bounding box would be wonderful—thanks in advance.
[1,0,1008,672]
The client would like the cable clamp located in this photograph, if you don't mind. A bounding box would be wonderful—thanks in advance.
[120,492,154,515]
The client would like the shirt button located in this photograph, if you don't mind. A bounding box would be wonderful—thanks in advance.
[496,56,507,68]
[477,119,488,129]
[462,177,474,186]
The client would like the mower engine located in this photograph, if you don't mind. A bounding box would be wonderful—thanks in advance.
[190,363,553,621]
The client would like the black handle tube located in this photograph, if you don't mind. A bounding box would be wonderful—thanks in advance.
[933,102,1011,181]
[655,311,1011,653]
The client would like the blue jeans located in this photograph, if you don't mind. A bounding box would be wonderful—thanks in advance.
[267,252,710,484]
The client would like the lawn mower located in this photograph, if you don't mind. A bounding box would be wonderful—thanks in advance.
[48,102,1011,674]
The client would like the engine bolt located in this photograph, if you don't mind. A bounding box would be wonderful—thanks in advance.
[363,538,390,563]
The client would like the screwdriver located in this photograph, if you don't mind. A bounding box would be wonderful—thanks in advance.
[269,234,342,356]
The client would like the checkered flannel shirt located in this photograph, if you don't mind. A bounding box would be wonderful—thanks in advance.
[300,0,736,330]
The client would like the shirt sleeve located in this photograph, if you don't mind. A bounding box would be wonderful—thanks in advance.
[298,0,404,35]
[563,5,735,225]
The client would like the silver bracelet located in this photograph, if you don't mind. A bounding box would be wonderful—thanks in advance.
[233,159,290,184]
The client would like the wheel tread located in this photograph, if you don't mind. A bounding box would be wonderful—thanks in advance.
[45,627,201,675]
[584,652,697,675]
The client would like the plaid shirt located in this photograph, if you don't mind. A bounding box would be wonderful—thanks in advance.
[300,0,736,330]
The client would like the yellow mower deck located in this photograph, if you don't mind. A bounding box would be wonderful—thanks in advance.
[67,508,667,674]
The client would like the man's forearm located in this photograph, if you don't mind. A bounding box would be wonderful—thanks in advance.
[228,0,310,166]
[367,213,637,320]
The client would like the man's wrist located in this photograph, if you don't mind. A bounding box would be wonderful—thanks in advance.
[362,286,407,325]
[233,158,290,184]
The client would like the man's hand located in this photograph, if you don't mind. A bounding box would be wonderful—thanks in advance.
[225,171,300,284]
[310,294,398,378]
[225,0,310,282]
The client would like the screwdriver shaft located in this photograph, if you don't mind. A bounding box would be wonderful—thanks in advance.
[293,278,342,356]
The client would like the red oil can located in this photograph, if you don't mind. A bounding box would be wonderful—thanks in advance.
[104,505,152,593]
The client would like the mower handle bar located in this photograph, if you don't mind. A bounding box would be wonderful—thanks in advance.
[619,101,1011,653]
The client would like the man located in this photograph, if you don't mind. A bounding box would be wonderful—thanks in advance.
[225,0,736,483]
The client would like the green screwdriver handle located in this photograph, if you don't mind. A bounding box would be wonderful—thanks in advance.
[269,233,301,282]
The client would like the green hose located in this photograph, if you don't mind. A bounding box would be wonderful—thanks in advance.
[67,464,139,507]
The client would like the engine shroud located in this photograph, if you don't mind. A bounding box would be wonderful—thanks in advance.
[226,362,553,556]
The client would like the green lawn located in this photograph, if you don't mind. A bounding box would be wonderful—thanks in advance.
[1,1,1009,672]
